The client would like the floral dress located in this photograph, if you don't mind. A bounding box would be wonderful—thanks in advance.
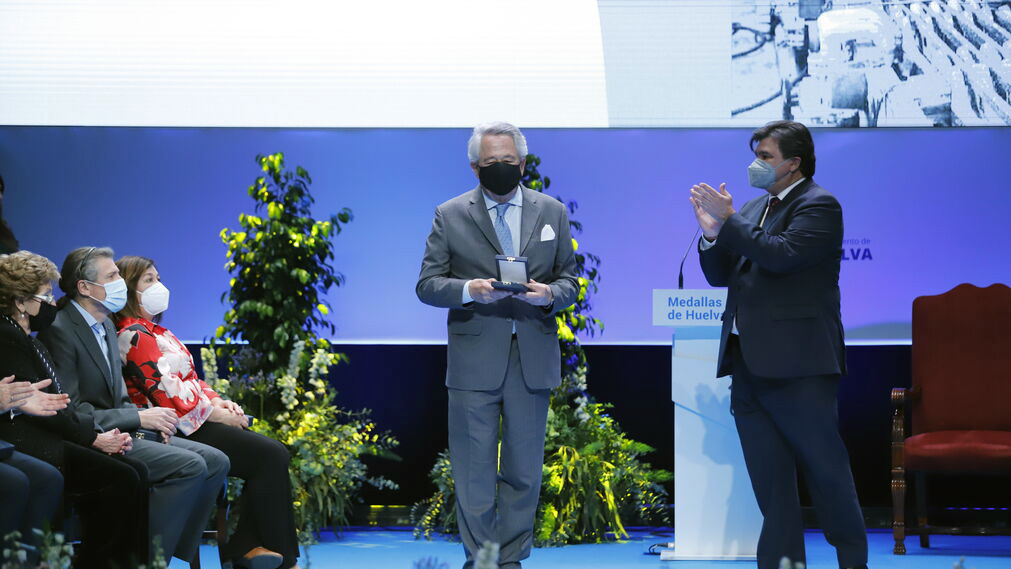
[116,317,218,436]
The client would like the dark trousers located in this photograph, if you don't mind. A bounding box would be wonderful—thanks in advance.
[448,337,551,569]
[729,338,867,569]
[0,450,62,558]
[184,422,298,568]
[63,442,148,569]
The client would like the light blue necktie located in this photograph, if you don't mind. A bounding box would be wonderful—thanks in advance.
[92,322,110,368]
[494,203,514,256]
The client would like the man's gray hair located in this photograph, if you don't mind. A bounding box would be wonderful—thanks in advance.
[467,121,528,163]
[58,246,115,300]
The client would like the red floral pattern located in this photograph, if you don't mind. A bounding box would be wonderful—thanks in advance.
[116,317,219,435]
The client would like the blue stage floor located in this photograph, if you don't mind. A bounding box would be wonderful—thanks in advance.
[171,528,1011,569]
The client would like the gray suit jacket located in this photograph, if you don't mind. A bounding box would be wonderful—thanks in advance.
[417,186,579,390]
[38,303,142,432]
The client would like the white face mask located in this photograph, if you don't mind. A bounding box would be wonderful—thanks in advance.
[139,281,170,316]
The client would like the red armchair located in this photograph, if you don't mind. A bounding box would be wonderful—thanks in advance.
[891,283,1011,554]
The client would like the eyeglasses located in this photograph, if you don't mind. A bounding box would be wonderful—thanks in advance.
[33,294,56,305]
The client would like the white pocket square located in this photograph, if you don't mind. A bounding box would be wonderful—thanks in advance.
[540,224,556,241]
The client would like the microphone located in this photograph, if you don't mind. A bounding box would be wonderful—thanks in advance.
[677,227,702,290]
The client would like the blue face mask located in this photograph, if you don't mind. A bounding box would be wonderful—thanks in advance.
[748,157,800,189]
[747,158,779,189]
[85,278,128,313]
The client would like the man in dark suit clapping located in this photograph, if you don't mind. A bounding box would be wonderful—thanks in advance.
[690,121,868,569]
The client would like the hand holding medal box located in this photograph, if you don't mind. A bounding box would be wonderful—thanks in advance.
[491,255,530,293]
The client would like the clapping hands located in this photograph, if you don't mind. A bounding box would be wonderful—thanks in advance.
[0,376,70,416]
[690,183,735,240]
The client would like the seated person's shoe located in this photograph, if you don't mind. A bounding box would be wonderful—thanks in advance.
[234,547,283,569]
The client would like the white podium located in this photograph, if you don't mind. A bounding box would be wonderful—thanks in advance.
[653,289,762,561]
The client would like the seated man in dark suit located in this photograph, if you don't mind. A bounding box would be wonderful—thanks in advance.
[39,246,229,564]
[690,121,867,569]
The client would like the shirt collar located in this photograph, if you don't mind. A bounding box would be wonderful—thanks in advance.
[483,186,523,211]
[773,177,806,202]
[70,299,101,329]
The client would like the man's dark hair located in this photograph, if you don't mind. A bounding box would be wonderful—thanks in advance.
[749,120,816,178]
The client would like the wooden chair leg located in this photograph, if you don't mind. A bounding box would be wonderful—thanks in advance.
[916,472,930,549]
[891,463,907,554]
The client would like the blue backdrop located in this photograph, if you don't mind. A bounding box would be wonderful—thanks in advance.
[1,126,1008,344]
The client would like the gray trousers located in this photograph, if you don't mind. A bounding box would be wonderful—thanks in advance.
[127,435,230,562]
[448,337,551,569]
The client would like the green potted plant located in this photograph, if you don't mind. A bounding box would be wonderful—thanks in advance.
[207,153,398,542]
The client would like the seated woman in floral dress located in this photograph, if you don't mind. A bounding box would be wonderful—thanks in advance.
[114,255,299,569]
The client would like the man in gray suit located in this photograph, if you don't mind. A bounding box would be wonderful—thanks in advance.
[417,122,578,569]
[39,246,229,564]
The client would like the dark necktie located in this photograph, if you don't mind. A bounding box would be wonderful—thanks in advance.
[760,196,781,228]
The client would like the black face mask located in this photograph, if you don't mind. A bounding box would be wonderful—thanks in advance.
[478,162,522,196]
[29,302,58,332]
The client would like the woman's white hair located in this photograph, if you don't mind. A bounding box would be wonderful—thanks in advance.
[467,122,528,163]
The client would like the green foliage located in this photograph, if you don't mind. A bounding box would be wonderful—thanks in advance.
[537,396,671,546]
[3,528,73,569]
[412,154,671,546]
[208,153,397,543]
[139,537,168,569]
[2,530,167,569]
[526,154,670,545]
[216,151,351,377]
[1,532,28,569]
[204,343,398,544]
[410,450,456,540]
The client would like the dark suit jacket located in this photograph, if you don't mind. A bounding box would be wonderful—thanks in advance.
[699,178,846,379]
[38,303,142,432]
[417,186,579,390]
[0,318,97,468]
